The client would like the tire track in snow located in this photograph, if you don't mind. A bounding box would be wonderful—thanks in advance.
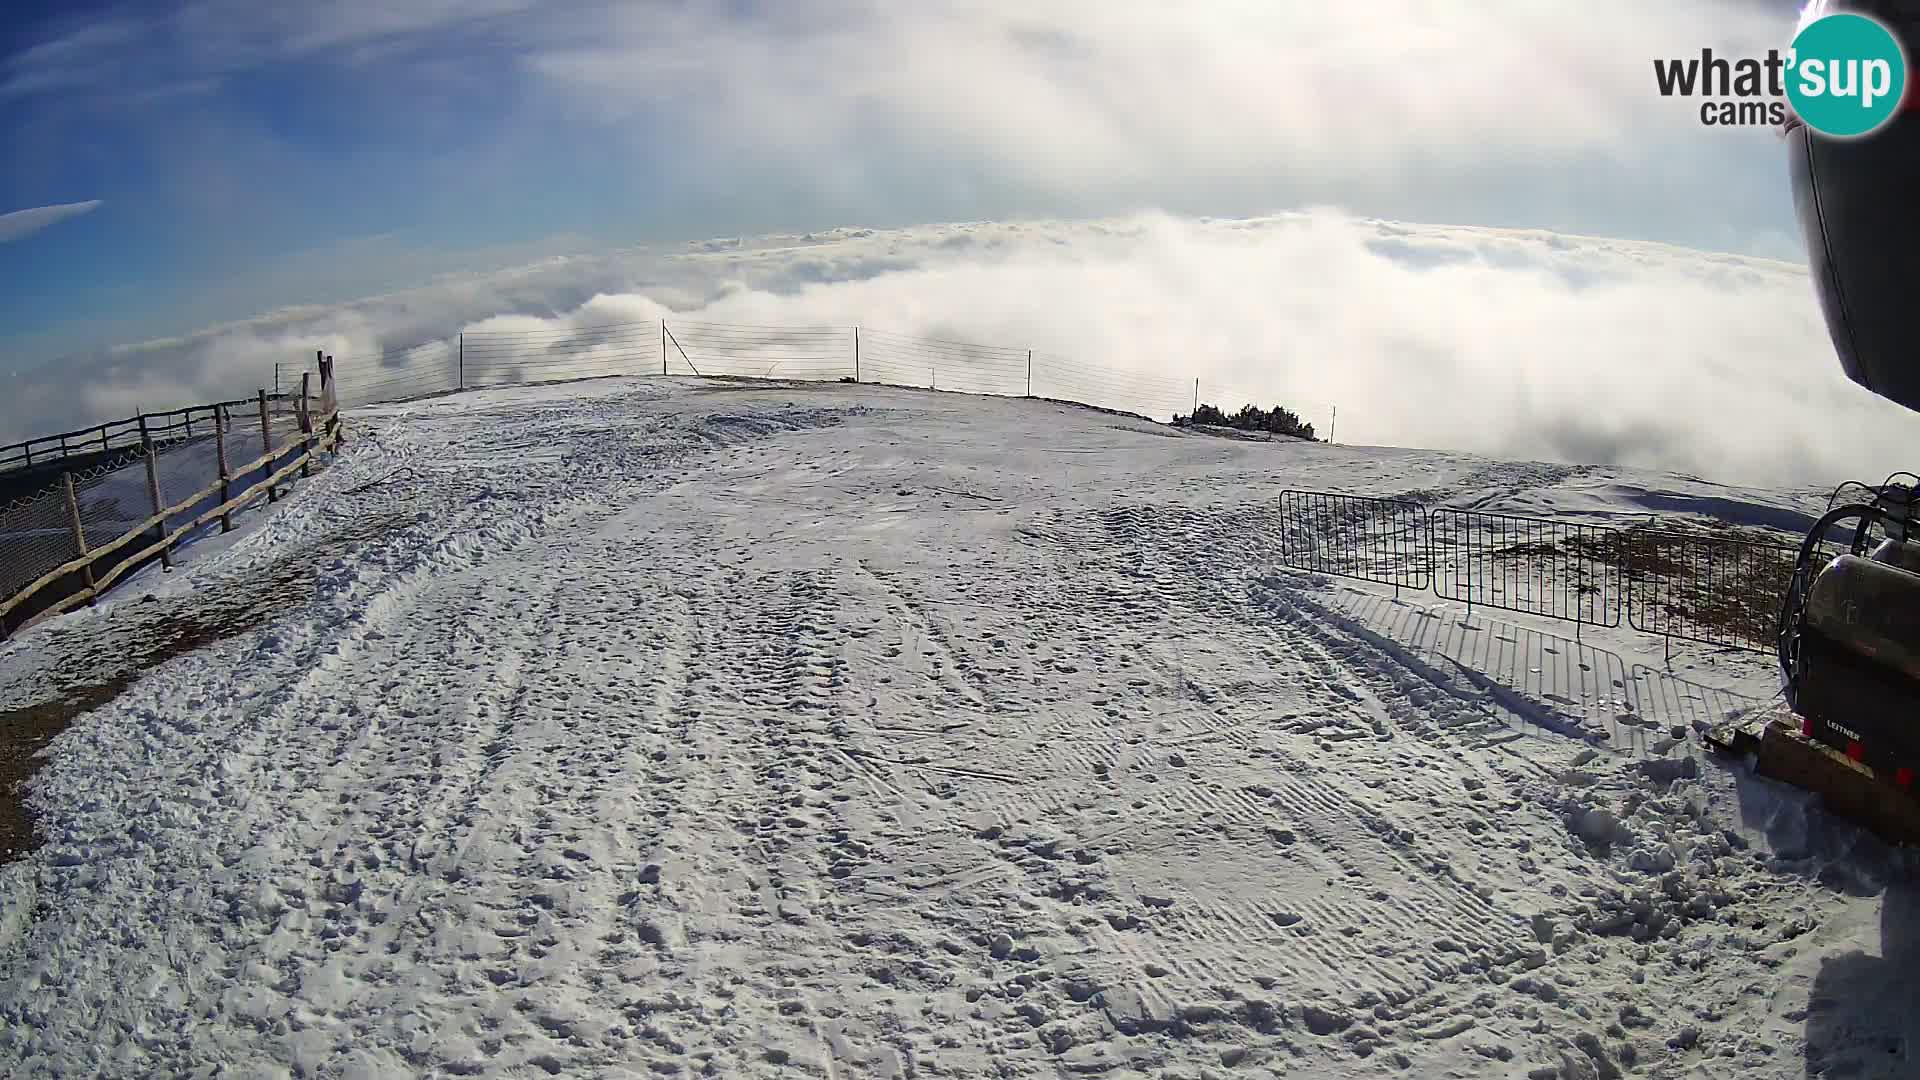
[1005,496,1576,1061]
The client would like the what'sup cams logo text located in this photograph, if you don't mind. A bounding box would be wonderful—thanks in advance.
[1654,9,1909,137]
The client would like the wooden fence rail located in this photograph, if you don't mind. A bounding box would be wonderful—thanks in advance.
[0,392,304,476]
[0,409,341,636]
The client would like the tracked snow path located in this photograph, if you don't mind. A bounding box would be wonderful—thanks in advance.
[0,377,1910,1079]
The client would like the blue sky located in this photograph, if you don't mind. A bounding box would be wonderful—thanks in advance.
[1,0,1806,373]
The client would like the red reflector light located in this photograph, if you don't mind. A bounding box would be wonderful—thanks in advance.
[1849,741,1866,761]
[1898,768,1915,788]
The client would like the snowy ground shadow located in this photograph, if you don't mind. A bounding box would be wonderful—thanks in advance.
[1322,586,1772,757]
[1803,881,1920,1077]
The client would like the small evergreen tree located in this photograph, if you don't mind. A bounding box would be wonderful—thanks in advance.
[1174,401,1316,440]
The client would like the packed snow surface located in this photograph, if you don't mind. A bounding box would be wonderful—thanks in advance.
[0,376,1914,1079]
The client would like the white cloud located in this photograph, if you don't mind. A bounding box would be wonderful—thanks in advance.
[6,1,1809,264]
[21,211,1916,491]
[0,199,101,243]
[516,0,1800,251]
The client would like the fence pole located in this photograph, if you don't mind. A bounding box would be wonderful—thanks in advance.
[1330,405,1337,444]
[1026,350,1033,397]
[1193,378,1199,416]
[320,354,342,447]
[458,333,466,390]
[214,404,233,532]
[258,390,279,503]
[275,363,281,396]
[661,320,668,375]
[63,472,96,604]
[298,373,314,479]
[854,326,861,382]
[141,429,173,571]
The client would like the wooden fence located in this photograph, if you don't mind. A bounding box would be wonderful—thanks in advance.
[0,357,344,638]
[0,397,294,479]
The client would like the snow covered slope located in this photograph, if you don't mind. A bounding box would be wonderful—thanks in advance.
[0,376,1911,1079]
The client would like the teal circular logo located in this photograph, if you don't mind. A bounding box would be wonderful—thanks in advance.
[1787,12,1908,137]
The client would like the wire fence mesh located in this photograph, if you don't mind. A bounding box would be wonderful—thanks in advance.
[0,391,319,634]
[0,486,77,601]
[862,330,1022,396]
[283,317,1333,432]
[671,321,852,381]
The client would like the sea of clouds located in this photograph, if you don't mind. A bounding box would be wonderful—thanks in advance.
[24,209,1913,490]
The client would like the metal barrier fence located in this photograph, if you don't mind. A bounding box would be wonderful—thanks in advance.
[1430,509,1625,630]
[1624,530,1803,652]
[1276,491,1430,594]
[1279,490,1804,654]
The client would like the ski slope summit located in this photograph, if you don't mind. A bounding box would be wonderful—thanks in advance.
[0,376,1911,1080]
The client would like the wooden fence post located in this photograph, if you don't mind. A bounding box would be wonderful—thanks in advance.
[321,354,343,448]
[214,404,232,532]
[853,326,861,382]
[62,472,96,605]
[298,373,314,479]
[1026,350,1033,397]
[141,432,173,571]
[258,389,278,504]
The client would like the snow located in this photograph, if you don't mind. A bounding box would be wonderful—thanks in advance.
[0,375,1913,1079]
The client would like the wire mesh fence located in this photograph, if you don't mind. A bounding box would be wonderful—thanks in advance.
[0,389,323,635]
[671,321,853,381]
[862,330,1022,396]
[0,486,78,602]
[470,323,657,388]
[283,317,1334,435]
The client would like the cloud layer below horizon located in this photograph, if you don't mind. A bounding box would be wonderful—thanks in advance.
[25,210,1912,491]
